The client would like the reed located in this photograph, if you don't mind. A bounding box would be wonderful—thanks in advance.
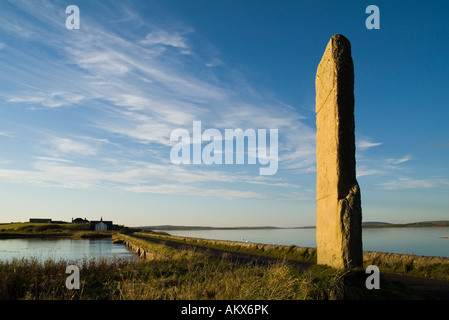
[0,234,428,300]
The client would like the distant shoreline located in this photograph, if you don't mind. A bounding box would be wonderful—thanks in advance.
[138,220,449,231]
[2,220,448,234]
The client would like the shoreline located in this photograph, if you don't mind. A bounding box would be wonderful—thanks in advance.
[138,221,449,231]
[0,231,115,239]
[122,232,449,280]
[2,227,449,259]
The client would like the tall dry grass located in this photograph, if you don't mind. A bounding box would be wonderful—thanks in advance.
[0,234,430,300]
[0,236,347,300]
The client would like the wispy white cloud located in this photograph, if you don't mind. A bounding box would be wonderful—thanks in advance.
[205,58,224,67]
[0,158,300,199]
[357,139,382,150]
[2,0,303,136]
[279,121,316,173]
[124,184,265,200]
[49,138,97,156]
[34,156,73,163]
[386,155,412,165]
[76,52,131,76]
[357,153,413,178]
[377,177,449,190]
[0,0,315,201]
[356,153,413,180]
[140,29,191,49]
[8,92,85,108]
[356,167,387,178]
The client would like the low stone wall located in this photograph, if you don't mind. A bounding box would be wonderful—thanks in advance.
[183,234,449,267]
[363,250,449,267]
[114,233,449,269]
[113,234,156,260]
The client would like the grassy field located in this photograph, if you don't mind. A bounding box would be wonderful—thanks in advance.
[0,224,445,300]
[134,231,317,263]
[0,231,431,300]
[131,231,449,281]
[0,222,92,230]
[0,222,119,239]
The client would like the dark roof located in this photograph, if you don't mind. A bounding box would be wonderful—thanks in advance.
[90,220,113,225]
[29,218,52,223]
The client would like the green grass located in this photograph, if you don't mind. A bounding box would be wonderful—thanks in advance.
[0,222,56,231]
[0,222,88,233]
[0,234,427,300]
[364,254,449,281]
[135,232,449,281]
[134,231,317,264]
[0,228,443,300]
[0,232,433,300]
[0,222,119,239]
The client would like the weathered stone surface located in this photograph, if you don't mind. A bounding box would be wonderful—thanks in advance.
[315,34,363,269]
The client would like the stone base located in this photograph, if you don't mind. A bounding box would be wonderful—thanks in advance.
[317,181,363,269]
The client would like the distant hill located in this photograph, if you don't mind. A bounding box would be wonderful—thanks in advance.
[138,225,281,231]
[418,220,449,225]
[362,221,449,228]
[362,221,392,226]
[137,220,449,231]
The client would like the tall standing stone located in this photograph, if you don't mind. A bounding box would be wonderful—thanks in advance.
[315,34,363,269]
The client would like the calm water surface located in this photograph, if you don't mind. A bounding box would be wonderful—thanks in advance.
[1,227,448,261]
[162,227,449,258]
[0,238,136,263]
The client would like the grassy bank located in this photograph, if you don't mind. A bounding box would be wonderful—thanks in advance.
[134,232,449,281]
[0,222,118,239]
[0,227,445,300]
[134,231,317,264]
[364,251,449,281]
[0,233,426,300]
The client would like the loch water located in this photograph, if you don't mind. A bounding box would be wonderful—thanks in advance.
[161,226,449,258]
[0,238,137,263]
[1,227,448,262]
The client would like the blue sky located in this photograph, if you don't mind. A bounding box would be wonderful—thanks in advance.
[0,0,448,227]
